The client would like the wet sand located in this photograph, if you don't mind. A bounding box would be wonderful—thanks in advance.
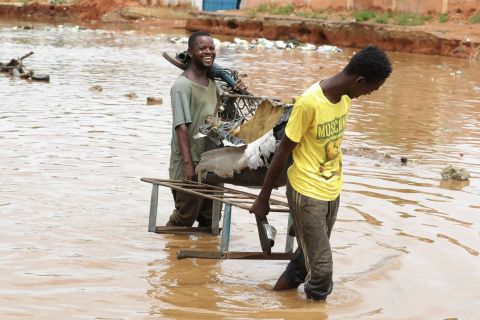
[1,19,479,319]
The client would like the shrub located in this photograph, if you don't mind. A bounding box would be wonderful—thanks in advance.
[439,13,448,23]
[341,15,346,20]
[469,14,480,24]
[425,15,433,20]
[270,3,294,15]
[257,3,268,12]
[319,15,328,20]
[353,10,375,22]
[317,9,325,14]
[395,13,424,26]
[245,8,257,17]
[373,13,389,24]
[295,12,310,18]
[22,0,28,5]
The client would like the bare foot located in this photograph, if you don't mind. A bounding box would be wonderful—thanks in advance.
[165,221,176,227]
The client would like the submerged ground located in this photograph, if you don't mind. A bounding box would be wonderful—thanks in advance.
[1,18,479,319]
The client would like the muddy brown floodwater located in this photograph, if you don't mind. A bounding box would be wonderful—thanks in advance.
[1,18,479,320]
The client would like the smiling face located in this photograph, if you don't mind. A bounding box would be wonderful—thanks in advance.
[347,77,386,99]
[188,35,216,70]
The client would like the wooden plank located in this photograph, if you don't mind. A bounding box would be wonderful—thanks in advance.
[211,198,221,236]
[155,226,219,235]
[141,179,290,215]
[148,183,158,232]
[176,250,293,260]
[220,203,232,251]
[226,252,293,260]
[177,250,225,260]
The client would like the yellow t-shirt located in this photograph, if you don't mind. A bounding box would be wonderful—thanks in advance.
[285,81,350,201]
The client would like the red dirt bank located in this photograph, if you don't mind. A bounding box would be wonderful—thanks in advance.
[186,12,480,60]
[0,0,144,21]
[1,1,479,60]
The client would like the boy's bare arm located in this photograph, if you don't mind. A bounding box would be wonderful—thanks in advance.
[249,134,297,220]
[176,124,195,181]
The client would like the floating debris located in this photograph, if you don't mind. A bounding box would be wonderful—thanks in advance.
[13,25,33,30]
[89,85,103,93]
[441,165,470,181]
[124,92,138,99]
[147,97,163,105]
[0,51,50,81]
[12,24,344,54]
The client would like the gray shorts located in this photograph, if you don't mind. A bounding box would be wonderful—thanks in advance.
[283,178,340,301]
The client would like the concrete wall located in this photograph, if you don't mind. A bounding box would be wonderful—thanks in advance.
[243,0,480,14]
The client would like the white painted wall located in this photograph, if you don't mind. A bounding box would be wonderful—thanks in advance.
[192,0,203,10]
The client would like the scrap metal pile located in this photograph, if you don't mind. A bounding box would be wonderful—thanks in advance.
[0,52,50,81]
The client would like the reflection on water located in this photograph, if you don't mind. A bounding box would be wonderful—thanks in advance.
[1,18,479,319]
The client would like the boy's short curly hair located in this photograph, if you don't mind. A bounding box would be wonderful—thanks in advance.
[188,31,212,49]
[344,46,392,82]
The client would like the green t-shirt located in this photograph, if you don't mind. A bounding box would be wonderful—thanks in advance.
[169,76,219,180]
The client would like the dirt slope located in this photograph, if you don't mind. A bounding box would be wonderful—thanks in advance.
[77,0,144,20]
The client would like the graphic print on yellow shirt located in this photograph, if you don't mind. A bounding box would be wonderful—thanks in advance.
[285,81,350,201]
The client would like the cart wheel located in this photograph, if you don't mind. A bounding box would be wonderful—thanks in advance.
[162,51,188,71]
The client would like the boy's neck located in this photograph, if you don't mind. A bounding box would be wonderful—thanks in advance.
[320,71,350,104]
[182,63,209,85]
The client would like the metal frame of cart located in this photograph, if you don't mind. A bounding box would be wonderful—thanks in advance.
[141,178,295,260]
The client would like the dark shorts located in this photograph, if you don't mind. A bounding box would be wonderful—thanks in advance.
[283,178,340,301]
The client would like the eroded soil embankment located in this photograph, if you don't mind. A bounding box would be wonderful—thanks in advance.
[0,0,146,21]
[186,12,480,60]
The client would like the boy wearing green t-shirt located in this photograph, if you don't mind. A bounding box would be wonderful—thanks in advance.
[167,31,247,227]
[250,46,392,301]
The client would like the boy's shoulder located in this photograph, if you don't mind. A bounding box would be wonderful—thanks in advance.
[295,82,325,108]
[172,76,192,89]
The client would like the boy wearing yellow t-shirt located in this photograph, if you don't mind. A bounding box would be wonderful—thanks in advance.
[250,46,392,301]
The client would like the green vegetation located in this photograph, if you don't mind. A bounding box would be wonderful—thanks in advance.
[425,15,433,20]
[269,3,294,15]
[327,7,332,14]
[353,10,375,22]
[21,1,28,5]
[394,13,425,26]
[295,11,310,18]
[245,8,257,17]
[257,3,268,12]
[373,13,389,24]
[295,9,328,19]
[439,13,448,23]
[341,15,346,20]
[469,14,480,24]
[246,2,294,16]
